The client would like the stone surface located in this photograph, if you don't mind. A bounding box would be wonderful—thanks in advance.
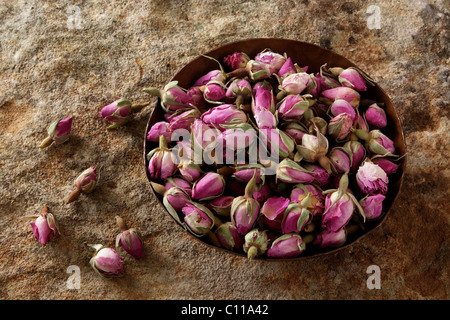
[0,0,448,300]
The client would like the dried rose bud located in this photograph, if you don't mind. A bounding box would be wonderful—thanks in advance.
[192,172,225,201]
[187,86,207,109]
[283,121,308,144]
[255,50,286,75]
[223,52,250,70]
[30,205,58,245]
[327,112,353,142]
[296,128,333,173]
[338,68,367,91]
[226,78,252,108]
[146,136,178,180]
[39,117,73,148]
[200,104,248,132]
[245,59,271,81]
[276,158,315,184]
[344,140,366,172]
[277,94,310,120]
[281,201,311,234]
[243,229,269,259]
[215,222,244,251]
[203,81,227,103]
[356,160,389,195]
[372,157,398,175]
[193,69,226,87]
[259,128,295,159]
[360,194,385,220]
[252,80,276,114]
[330,99,356,121]
[321,86,360,108]
[365,103,387,129]
[253,105,277,129]
[147,121,172,143]
[182,202,215,236]
[164,176,193,197]
[168,108,201,132]
[279,72,311,95]
[88,244,123,278]
[328,147,352,173]
[290,184,325,216]
[302,164,331,187]
[267,233,305,259]
[313,228,347,248]
[100,99,133,129]
[66,166,98,204]
[164,187,191,212]
[252,182,272,203]
[233,165,264,184]
[208,195,235,217]
[260,196,290,232]
[191,119,219,153]
[353,129,397,156]
[178,161,203,183]
[115,216,144,259]
[278,57,297,79]
[143,81,193,113]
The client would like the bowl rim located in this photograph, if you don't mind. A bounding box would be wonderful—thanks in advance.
[143,38,407,261]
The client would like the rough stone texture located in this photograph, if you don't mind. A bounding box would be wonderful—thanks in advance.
[0,0,448,300]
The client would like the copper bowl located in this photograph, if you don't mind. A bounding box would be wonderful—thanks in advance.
[143,38,406,260]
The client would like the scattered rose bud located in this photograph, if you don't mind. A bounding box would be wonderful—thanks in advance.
[267,233,305,258]
[30,205,58,245]
[143,81,193,113]
[243,229,269,259]
[100,99,132,129]
[88,244,124,278]
[356,160,389,195]
[66,166,98,204]
[365,103,387,128]
[115,216,144,259]
[39,117,73,148]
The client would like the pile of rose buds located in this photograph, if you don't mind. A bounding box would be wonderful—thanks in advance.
[144,49,402,259]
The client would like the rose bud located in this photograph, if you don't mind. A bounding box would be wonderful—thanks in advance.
[147,121,172,143]
[328,147,351,173]
[192,172,225,201]
[182,202,215,237]
[193,69,226,87]
[360,194,386,220]
[372,157,398,175]
[245,59,271,81]
[226,78,252,109]
[278,57,297,79]
[365,103,387,129]
[168,108,201,132]
[164,176,193,196]
[66,166,98,204]
[253,105,277,129]
[39,117,73,148]
[317,65,341,90]
[353,129,397,156]
[200,104,248,132]
[344,140,366,172]
[330,99,356,121]
[283,121,308,144]
[187,86,207,109]
[146,136,178,180]
[208,195,235,217]
[296,128,333,174]
[302,163,331,187]
[243,229,269,260]
[322,173,365,231]
[267,233,305,259]
[356,160,389,195]
[337,67,368,91]
[327,112,353,142]
[99,98,133,129]
[30,205,58,245]
[290,184,325,216]
[277,94,310,120]
[115,216,144,259]
[203,81,227,103]
[143,81,193,113]
[215,222,244,251]
[233,165,264,184]
[276,158,315,184]
[178,161,203,182]
[231,171,261,235]
[191,119,220,153]
[279,72,311,96]
[259,127,295,160]
[321,86,360,108]
[223,52,250,70]
[255,50,286,75]
[252,80,276,114]
[163,187,191,212]
[281,201,311,234]
[313,228,347,248]
[88,244,123,278]
[260,196,291,232]
[252,182,272,203]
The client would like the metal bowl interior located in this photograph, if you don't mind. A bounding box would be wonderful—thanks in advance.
[143,38,406,261]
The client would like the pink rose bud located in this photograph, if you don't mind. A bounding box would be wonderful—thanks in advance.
[115,216,144,259]
[281,201,311,234]
[187,86,207,109]
[215,222,244,251]
[30,205,58,245]
[191,119,220,152]
[252,182,272,203]
[255,50,286,75]
[39,117,73,148]
[330,99,356,121]
[276,158,315,184]
[143,81,193,113]
[290,184,325,216]
[277,94,310,120]
[267,233,305,259]
[100,99,132,129]
[204,81,227,102]
[253,105,277,129]
[283,121,308,144]
[147,121,172,143]
[245,59,271,81]
[182,202,214,236]
[321,86,360,108]
[327,112,353,142]
[233,165,264,184]
[243,229,269,259]
[259,128,295,159]
[67,166,98,204]
[260,196,290,232]
[354,113,370,133]
[303,164,331,187]
[313,228,347,248]
[344,140,366,172]
[360,194,386,220]
[372,158,398,175]
[226,78,252,108]
[208,195,235,217]
[200,104,247,132]
[278,57,297,79]
[365,103,387,128]
[252,80,276,114]
[192,172,225,201]
[164,187,191,212]
[338,68,367,91]
[193,69,226,87]
[356,161,389,194]
[354,129,396,156]
[168,108,201,132]
[223,52,250,70]
[178,161,203,182]
[280,72,311,95]
[328,147,351,173]
[88,244,124,278]
[296,129,331,173]
[147,136,178,180]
